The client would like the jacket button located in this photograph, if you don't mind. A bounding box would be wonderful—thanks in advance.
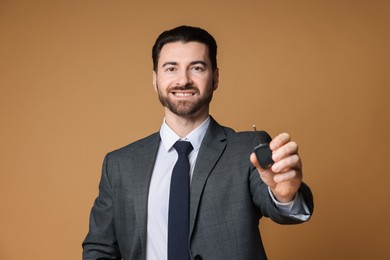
[194,255,202,260]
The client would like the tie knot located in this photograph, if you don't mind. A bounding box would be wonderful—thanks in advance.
[173,141,193,156]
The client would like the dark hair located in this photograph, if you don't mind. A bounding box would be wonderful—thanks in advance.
[152,25,218,72]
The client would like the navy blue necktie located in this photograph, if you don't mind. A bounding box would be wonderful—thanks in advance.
[168,141,193,260]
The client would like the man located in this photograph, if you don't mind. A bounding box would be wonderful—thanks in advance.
[83,25,314,260]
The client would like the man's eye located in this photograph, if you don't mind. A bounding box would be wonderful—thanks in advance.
[165,67,176,72]
[191,66,204,72]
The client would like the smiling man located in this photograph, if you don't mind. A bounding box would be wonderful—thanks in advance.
[83,25,314,260]
[154,41,218,136]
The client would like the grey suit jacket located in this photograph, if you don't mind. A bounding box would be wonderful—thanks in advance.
[83,117,314,260]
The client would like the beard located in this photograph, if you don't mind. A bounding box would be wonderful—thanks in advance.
[156,82,215,117]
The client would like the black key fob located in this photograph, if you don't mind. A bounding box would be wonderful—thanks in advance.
[253,126,274,169]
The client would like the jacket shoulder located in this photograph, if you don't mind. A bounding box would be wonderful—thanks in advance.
[107,132,160,158]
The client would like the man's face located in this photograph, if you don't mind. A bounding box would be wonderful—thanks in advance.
[153,41,219,118]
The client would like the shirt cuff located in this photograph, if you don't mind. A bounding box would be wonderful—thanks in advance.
[268,187,311,221]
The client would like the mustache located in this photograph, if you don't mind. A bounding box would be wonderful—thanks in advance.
[168,84,199,92]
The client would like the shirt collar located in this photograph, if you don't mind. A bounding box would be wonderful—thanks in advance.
[159,116,210,152]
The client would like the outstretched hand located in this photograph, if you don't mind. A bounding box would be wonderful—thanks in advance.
[250,133,302,203]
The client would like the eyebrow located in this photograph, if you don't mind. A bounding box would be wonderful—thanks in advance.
[162,62,178,68]
[161,60,208,68]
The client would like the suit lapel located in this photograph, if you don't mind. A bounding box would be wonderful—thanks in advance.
[131,133,160,256]
[189,118,228,237]
[130,120,228,251]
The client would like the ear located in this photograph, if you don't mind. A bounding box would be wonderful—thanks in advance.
[213,68,219,90]
[152,70,157,92]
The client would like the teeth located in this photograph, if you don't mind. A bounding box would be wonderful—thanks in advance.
[174,93,193,97]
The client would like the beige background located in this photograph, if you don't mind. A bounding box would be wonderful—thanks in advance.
[1,0,389,259]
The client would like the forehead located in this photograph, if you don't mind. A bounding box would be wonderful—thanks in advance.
[158,41,210,65]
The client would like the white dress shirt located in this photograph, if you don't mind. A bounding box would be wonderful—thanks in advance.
[146,117,210,260]
[146,116,309,260]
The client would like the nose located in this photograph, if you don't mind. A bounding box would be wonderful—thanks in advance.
[175,70,193,87]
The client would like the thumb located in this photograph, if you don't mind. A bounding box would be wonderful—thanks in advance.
[250,152,262,170]
[250,153,276,185]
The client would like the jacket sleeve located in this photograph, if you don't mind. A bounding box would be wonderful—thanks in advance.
[249,167,314,224]
[82,154,122,260]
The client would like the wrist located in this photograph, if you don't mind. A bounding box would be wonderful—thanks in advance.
[270,189,296,203]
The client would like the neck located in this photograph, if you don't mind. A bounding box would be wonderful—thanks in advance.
[164,109,209,138]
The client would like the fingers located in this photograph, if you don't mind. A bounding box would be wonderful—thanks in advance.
[251,132,303,202]
[270,132,291,150]
[272,141,298,161]
[270,133,300,171]
[253,131,303,180]
[273,169,299,183]
[271,154,301,174]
